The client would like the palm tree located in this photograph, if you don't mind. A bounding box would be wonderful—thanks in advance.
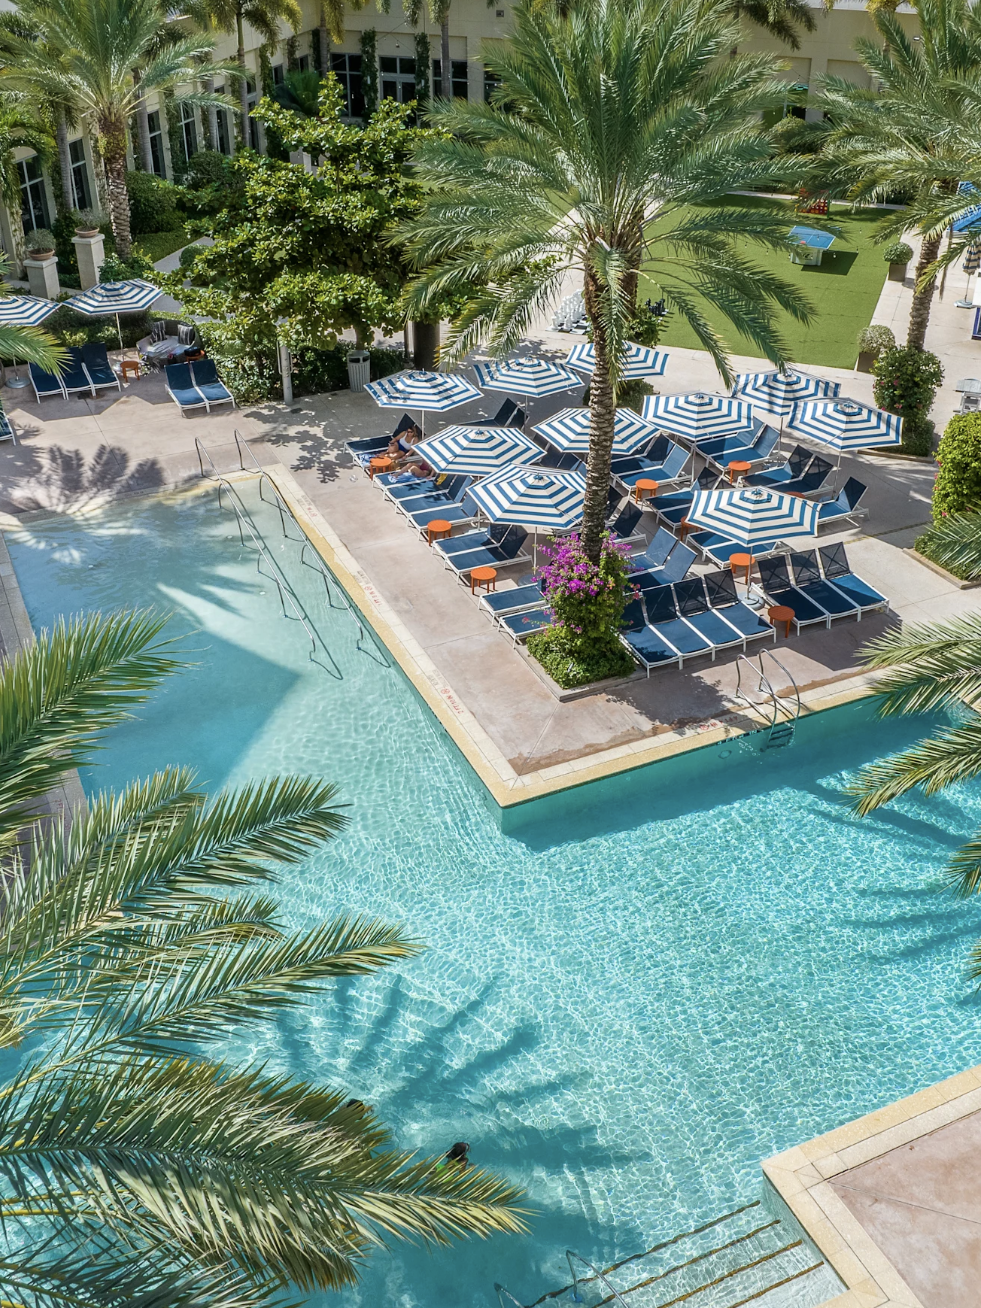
[402,0,809,562]
[0,255,67,372]
[0,0,235,258]
[0,608,526,1305]
[811,0,981,350]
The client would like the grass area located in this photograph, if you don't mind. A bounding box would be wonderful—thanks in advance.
[133,227,190,264]
[641,196,890,370]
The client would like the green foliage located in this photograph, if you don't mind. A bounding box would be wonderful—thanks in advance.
[414,29,431,103]
[133,226,189,261]
[873,344,943,453]
[933,412,981,521]
[24,226,54,251]
[100,247,154,281]
[125,169,184,233]
[914,513,981,579]
[856,323,895,355]
[47,301,153,347]
[360,28,378,120]
[882,240,913,264]
[630,298,670,348]
[528,623,635,688]
[184,147,236,190]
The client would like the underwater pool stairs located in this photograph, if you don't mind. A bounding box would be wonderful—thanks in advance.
[495,1200,833,1308]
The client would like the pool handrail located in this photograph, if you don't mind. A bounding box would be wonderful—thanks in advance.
[735,649,801,731]
[494,1286,525,1308]
[566,1251,631,1307]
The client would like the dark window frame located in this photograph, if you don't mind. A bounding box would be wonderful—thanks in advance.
[146,108,166,177]
[68,138,91,210]
[433,58,468,99]
[330,52,364,117]
[18,154,49,232]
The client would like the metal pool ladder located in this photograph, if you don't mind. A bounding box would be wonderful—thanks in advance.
[735,649,801,750]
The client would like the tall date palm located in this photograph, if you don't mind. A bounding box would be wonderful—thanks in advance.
[402,0,810,561]
[0,610,525,1307]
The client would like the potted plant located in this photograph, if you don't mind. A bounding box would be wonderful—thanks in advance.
[73,208,104,237]
[856,324,895,373]
[24,228,56,260]
[883,241,913,282]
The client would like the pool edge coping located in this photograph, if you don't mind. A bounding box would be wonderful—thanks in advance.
[264,465,882,807]
[763,1062,981,1308]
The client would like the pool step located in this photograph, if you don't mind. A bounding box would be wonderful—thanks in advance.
[763,721,796,750]
[500,1200,839,1308]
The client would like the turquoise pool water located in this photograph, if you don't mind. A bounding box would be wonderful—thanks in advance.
[8,481,981,1308]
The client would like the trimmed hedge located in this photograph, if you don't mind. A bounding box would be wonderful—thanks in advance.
[933,412,981,523]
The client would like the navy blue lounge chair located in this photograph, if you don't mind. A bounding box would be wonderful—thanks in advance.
[787,550,860,621]
[191,358,235,411]
[702,570,776,645]
[607,501,646,548]
[435,521,512,559]
[757,555,828,631]
[630,540,697,588]
[345,412,414,459]
[467,397,527,428]
[499,605,554,645]
[62,347,95,397]
[629,526,678,573]
[672,577,748,655]
[817,478,867,528]
[165,362,207,415]
[400,474,473,521]
[611,437,689,492]
[385,474,447,504]
[444,527,531,578]
[818,543,887,615]
[0,401,13,443]
[29,362,66,402]
[619,596,689,673]
[80,343,121,393]
[409,491,481,535]
[480,581,544,617]
[696,534,781,567]
[700,422,780,472]
[650,467,721,526]
[745,444,812,489]
[780,454,834,497]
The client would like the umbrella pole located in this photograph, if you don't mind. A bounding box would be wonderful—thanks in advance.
[957,270,975,309]
[116,314,123,352]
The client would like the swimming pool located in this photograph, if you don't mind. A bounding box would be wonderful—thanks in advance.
[8,479,981,1308]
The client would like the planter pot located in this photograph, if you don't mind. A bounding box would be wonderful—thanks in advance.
[27,249,54,261]
[74,228,100,238]
[887,261,908,282]
[856,350,877,373]
[347,350,370,392]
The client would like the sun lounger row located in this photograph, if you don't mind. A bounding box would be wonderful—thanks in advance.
[621,569,776,674]
[346,400,527,469]
[698,420,780,473]
[745,444,834,496]
[30,344,120,401]
[165,360,234,415]
[756,545,886,631]
[610,435,689,492]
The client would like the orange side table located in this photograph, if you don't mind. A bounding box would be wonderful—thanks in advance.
[120,359,140,381]
[633,478,659,504]
[678,518,694,542]
[368,455,393,480]
[728,460,751,484]
[427,518,452,546]
[470,565,498,595]
[768,604,795,638]
[729,551,753,583]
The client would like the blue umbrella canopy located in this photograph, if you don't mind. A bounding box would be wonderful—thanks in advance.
[964,243,981,275]
[565,340,669,380]
[642,392,755,443]
[413,424,542,476]
[68,279,161,316]
[0,295,59,327]
[365,369,481,411]
[468,467,587,531]
[472,357,582,398]
[687,485,819,549]
[788,398,902,451]
[730,369,839,418]
[532,406,660,456]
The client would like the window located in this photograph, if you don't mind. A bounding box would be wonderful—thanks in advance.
[69,138,91,211]
[330,52,364,116]
[213,86,231,154]
[179,102,198,163]
[18,155,49,232]
[379,55,416,104]
[432,58,468,99]
[246,78,260,150]
[297,54,309,72]
[272,63,284,84]
[484,67,501,102]
[146,109,166,177]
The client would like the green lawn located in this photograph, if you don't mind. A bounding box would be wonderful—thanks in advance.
[133,227,190,264]
[640,196,890,370]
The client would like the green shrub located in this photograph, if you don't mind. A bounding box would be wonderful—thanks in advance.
[178,243,202,270]
[856,324,895,357]
[882,241,913,265]
[125,170,184,234]
[933,412,981,521]
[99,250,154,282]
[25,227,55,252]
[44,302,152,349]
[527,624,635,688]
[873,345,943,454]
[184,150,236,191]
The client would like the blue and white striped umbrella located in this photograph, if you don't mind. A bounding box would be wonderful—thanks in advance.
[730,369,840,419]
[366,369,481,412]
[0,294,59,327]
[788,397,902,451]
[413,424,542,476]
[565,340,669,379]
[687,485,819,549]
[642,392,755,443]
[472,357,582,398]
[468,466,587,531]
[533,405,660,456]
[68,279,161,316]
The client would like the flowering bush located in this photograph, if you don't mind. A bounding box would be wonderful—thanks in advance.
[527,533,635,687]
[873,345,943,455]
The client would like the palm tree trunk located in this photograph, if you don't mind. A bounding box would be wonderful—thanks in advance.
[237,11,251,148]
[55,109,75,214]
[319,4,329,73]
[907,231,943,351]
[441,17,451,98]
[102,116,132,258]
[134,71,153,172]
[582,269,616,563]
[203,77,219,152]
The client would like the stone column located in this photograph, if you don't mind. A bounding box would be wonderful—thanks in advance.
[72,232,105,289]
[23,256,60,300]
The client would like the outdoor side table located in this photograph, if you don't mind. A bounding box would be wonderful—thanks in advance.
[633,478,659,504]
[768,604,795,638]
[727,460,751,484]
[427,518,452,546]
[369,456,393,480]
[470,566,497,595]
[120,359,140,382]
[729,551,753,584]
[678,518,694,542]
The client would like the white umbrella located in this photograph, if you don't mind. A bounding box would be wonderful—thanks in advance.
[532,406,660,456]
[68,279,162,350]
[0,294,60,388]
[468,466,587,563]
[565,340,668,379]
[472,357,582,400]
[413,424,542,476]
[787,398,902,453]
[730,369,840,433]
[686,484,819,556]
[365,368,481,436]
[642,392,755,443]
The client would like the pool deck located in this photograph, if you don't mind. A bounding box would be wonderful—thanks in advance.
[765,1062,981,1308]
[0,300,977,802]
